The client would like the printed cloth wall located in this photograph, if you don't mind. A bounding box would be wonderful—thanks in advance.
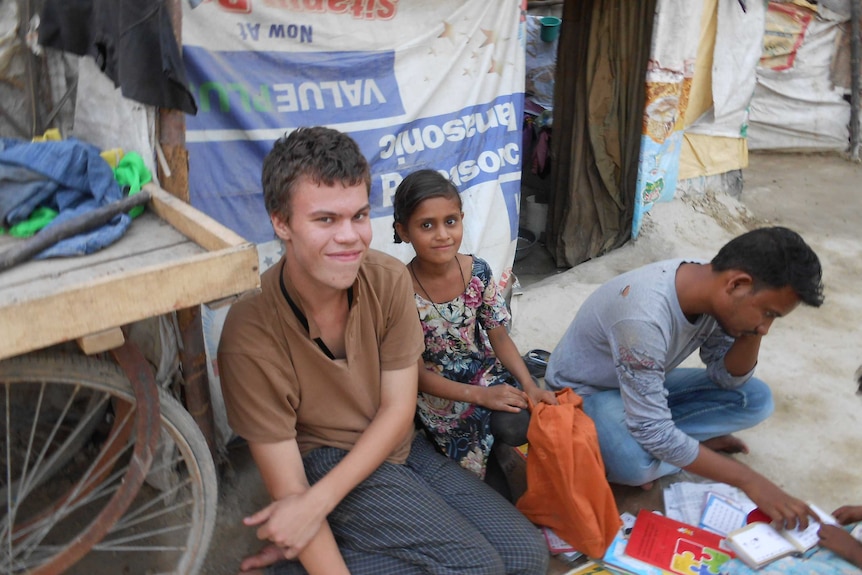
[183,0,526,447]
[632,0,702,238]
[748,1,852,150]
[679,0,765,181]
[182,0,526,283]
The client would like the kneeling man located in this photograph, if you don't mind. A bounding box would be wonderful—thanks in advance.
[546,227,823,529]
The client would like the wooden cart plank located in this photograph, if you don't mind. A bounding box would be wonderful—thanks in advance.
[2,241,205,304]
[146,184,249,252]
[0,184,261,361]
[0,243,259,360]
[0,213,193,293]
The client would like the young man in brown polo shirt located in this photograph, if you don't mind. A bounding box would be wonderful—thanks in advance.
[218,127,547,575]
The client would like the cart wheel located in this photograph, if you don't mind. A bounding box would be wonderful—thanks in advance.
[0,353,217,575]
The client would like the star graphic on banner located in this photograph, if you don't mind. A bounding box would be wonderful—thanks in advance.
[439,20,455,42]
[462,67,473,77]
[479,28,496,48]
[428,45,437,56]
[263,255,274,267]
[471,49,481,60]
[488,58,502,75]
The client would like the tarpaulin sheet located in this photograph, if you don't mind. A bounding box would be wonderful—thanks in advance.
[748,2,850,151]
[181,0,525,283]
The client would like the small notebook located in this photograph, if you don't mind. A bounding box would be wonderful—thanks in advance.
[725,503,837,569]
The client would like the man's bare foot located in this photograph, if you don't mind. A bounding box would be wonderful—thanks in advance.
[640,481,655,491]
[239,543,283,573]
[702,434,749,454]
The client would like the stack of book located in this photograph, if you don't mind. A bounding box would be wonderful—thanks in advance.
[561,482,840,574]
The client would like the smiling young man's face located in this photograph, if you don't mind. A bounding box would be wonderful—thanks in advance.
[271,176,372,294]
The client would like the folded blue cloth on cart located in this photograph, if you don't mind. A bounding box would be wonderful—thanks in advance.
[0,137,131,258]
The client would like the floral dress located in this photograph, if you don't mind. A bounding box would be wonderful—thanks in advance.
[414,256,517,479]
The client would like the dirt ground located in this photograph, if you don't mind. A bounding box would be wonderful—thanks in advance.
[201,151,862,574]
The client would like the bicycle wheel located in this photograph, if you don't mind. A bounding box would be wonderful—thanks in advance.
[0,353,217,575]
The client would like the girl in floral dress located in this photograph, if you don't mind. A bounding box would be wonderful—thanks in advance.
[393,169,556,493]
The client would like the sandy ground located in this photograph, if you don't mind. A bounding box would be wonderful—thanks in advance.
[201,151,862,574]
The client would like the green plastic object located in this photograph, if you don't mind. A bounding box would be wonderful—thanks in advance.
[113,152,153,219]
[8,207,59,238]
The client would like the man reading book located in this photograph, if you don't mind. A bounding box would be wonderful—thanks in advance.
[545,227,824,530]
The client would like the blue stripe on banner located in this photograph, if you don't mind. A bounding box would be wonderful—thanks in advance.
[500,178,521,242]
[188,138,274,243]
[187,94,523,245]
[184,47,403,129]
[351,95,523,217]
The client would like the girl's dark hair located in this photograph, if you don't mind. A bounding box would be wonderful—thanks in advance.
[392,169,462,243]
[711,226,824,307]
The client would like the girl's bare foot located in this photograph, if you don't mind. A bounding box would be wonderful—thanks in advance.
[702,434,749,454]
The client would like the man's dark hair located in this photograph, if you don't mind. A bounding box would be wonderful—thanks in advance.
[261,126,371,219]
[711,226,824,307]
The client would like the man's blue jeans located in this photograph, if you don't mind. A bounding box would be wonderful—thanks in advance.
[582,368,774,486]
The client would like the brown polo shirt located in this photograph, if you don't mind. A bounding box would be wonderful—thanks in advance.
[218,249,424,464]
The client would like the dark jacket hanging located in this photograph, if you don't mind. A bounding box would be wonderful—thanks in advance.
[39,0,197,115]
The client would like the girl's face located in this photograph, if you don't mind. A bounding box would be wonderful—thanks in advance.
[397,195,463,265]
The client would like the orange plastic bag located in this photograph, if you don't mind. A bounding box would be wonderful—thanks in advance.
[515,388,621,558]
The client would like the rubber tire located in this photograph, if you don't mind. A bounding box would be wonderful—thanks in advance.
[0,352,218,575]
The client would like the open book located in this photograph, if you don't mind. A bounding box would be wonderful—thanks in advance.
[725,503,837,569]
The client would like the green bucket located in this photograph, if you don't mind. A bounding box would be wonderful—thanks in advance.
[540,16,561,42]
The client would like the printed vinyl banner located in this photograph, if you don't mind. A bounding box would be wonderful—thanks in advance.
[632,0,701,238]
[182,0,526,283]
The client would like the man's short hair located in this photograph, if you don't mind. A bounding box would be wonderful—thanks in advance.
[711,226,824,307]
[261,126,371,219]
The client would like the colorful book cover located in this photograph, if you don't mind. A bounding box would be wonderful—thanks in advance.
[625,510,733,575]
[601,527,674,575]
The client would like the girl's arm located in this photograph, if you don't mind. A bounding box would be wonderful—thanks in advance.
[818,524,862,568]
[486,326,557,405]
[417,358,528,412]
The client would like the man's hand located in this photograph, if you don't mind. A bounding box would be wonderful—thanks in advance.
[685,445,812,530]
[246,440,348,574]
[741,475,813,530]
[478,384,528,412]
[243,491,328,559]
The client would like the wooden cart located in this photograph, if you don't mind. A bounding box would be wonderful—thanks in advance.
[0,183,260,575]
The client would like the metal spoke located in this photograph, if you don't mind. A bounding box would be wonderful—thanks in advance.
[4,384,12,568]
[11,406,135,565]
[1,353,216,574]
[94,522,191,549]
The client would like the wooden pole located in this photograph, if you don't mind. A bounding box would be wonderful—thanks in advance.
[158,0,220,462]
[0,191,151,272]
[849,0,860,161]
